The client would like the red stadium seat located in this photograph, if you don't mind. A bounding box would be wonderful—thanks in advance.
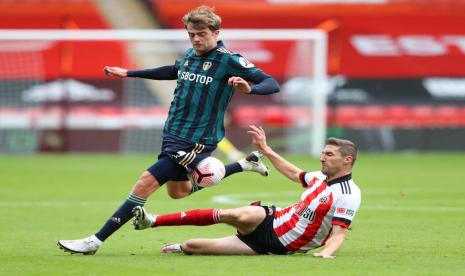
[98,106,121,116]
[231,106,263,128]
[458,106,465,127]
[385,105,412,128]
[361,105,386,127]
[263,106,291,127]
[334,105,362,127]
[435,105,460,127]
[286,107,312,127]
[410,105,435,127]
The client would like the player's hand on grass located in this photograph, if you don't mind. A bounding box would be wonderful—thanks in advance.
[228,76,251,94]
[104,66,128,78]
[313,252,336,259]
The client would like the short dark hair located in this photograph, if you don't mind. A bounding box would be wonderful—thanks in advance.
[182,6,222,31]
[326,137,358,166]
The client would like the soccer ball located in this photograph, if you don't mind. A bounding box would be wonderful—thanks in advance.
[191,157,226,187]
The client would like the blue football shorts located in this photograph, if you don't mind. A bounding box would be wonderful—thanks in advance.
[146,133,216,185]
[147,151,213,185]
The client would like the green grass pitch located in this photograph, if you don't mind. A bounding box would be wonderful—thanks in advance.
[1,153,464,275]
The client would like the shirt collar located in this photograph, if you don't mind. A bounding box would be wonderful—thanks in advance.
[326,173,352,186]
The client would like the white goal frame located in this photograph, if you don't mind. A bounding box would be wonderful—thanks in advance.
[0,29,328,156]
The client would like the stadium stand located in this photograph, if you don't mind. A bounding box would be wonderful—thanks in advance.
[232,104,465,129]
[2,0,465,151]
[0,0,152,153]
[145,0,465,150]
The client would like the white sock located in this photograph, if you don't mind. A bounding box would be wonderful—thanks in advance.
[237,159,248,170]
[149,215,157,227]
[89,235,103,245]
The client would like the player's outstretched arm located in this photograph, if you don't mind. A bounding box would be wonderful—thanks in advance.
[247,125,302,183]
[104,66,178,80]
[313,225,348,259]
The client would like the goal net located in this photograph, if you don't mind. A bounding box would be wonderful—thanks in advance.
[0,29,328,156]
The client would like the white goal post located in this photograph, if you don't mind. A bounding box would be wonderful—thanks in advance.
[0,29,328,156]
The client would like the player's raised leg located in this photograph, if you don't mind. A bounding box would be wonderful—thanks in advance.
[223,151,269,178]
[133,205,266,234]
[176,150,270,197]
[132,206,222,230]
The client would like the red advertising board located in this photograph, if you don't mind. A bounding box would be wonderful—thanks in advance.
[3,1,465,79]
[339,16,465,77]
[151,0,465,78]
[0,1,131,79]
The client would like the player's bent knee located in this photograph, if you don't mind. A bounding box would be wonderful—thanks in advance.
[166,181,192,199]
[181,239,202,254]
[167,190,188,199]
[221,209,242,222]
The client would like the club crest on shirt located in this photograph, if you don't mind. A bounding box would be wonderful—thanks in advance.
[239,57,254,68]
[319,196,328,204]
[184,60,189,67]
[202,61,212,71]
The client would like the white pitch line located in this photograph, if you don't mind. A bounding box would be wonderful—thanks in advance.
[0,201,121,207]
[1,192,464,213]
[211,193,465,213]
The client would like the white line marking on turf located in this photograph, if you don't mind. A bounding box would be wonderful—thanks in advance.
[211,192,465,212]
[2,191,464,213]
[0,201,120,207]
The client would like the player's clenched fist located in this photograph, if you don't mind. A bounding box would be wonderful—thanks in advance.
[103,66,128,78]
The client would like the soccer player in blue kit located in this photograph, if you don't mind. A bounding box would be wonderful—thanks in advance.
[58,5,280,255]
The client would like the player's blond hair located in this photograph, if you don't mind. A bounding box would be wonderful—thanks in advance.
[326,137,358,166]
[182,6,222,31]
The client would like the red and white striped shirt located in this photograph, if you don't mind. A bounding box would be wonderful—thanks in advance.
[273,171,361,253]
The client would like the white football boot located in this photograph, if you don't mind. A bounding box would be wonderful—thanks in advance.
[161,243,183,254]
[57,235,102,255]
[132,206,156,230]
[237,151,269,176]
